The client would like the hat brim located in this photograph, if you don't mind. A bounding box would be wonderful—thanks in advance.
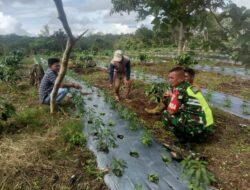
[113,56,122,62]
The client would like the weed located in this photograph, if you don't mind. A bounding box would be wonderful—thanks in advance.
[222,96,232,108]
[110,158,127,177]
[141,131,152,146]
[0,98,15,121]
[241,101,250,115]
[162,155,172,164]
[148,173,159,184]
[62,121,86,146]
[181,156,216,190]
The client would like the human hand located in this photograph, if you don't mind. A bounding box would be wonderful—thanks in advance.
[164,90,172,98]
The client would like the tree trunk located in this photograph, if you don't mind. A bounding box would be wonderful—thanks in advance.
[50,39,75,113]
[50,0,87,114]
[177,21,184,55]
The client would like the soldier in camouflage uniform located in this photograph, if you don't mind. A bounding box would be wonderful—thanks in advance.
[162,67,214,142]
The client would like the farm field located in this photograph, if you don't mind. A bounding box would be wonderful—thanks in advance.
[1,0,250,190]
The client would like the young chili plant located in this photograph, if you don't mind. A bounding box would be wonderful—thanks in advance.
[141,131,153,146]
[110,158,127,177]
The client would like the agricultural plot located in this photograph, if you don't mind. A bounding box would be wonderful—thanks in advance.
[40,55,249,190]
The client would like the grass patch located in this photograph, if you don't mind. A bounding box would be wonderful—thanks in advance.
[61,121,86,147]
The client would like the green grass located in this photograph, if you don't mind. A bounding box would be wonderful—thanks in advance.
[61,121,86,147]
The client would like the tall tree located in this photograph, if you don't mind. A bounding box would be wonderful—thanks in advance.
[111,0,226,54]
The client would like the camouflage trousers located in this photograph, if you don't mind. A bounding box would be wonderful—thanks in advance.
[162,110,213,142]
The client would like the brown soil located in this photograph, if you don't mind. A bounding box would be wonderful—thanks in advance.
[77,67,250,190]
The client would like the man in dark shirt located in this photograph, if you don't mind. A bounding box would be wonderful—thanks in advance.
[109,50,131,101]
[39,58,81,104]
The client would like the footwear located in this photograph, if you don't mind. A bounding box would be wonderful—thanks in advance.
[145,101,165,114]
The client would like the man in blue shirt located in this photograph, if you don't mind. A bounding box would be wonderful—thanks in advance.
[109,50,131,101]
[39,58,81,104]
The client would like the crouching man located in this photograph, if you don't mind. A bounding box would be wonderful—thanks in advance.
[39,58,81,105]
[162,67,214,142]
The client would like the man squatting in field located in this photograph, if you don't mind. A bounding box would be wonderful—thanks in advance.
[109,50,131,101]
[161,67,214,142]
[39,58,81,105]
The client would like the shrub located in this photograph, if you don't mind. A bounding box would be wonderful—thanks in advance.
[0,99,15,121]
[173,52,198,66]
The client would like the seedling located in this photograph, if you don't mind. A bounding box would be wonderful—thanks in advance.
[147,174,159,184]
[110,158,127,177]
[161,155,172,164]
[141,131,152,146]
[181,156,216,190]
[106,119,116,127]
[241,101,250,115]
[130,150,140,158]
[129,118,138,131]
[222,96,232,108]
[96,127,117,153]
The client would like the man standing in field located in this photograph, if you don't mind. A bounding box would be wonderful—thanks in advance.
[39,58,81,105]
[109,50,131,101]
[162,67,214,142]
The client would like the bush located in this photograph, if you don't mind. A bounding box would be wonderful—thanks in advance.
[0,50,24,83]
[0,99,15,121]
[62,121,86,146]
[173,52,198,66]
[139,54,148,63]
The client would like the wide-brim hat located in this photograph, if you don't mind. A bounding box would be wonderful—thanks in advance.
[113,50,123,62]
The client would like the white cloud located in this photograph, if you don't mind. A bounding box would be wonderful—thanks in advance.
[0,12,28,35]
[232,0,250,8]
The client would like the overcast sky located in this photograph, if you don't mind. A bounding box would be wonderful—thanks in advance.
[0,0,248,36]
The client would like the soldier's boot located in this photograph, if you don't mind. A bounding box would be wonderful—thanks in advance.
[145,101,165,115]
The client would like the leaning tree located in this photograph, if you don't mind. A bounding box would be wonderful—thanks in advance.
[50,0,87,114]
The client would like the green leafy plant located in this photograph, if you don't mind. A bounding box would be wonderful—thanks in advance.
[0,99,15,121]
[141,131,152,146]
[110,158,127,177]
[181,156,216,190]
[71,91,85,114]
[139,54,148,63]
[173,52,198,66]
[147,174,159,184]
[145,83,170,103]
[222,96,232,108]
[162,155,172,164]
[96,127,117,153]
[241,101,250,115]
[62,121,86,146]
